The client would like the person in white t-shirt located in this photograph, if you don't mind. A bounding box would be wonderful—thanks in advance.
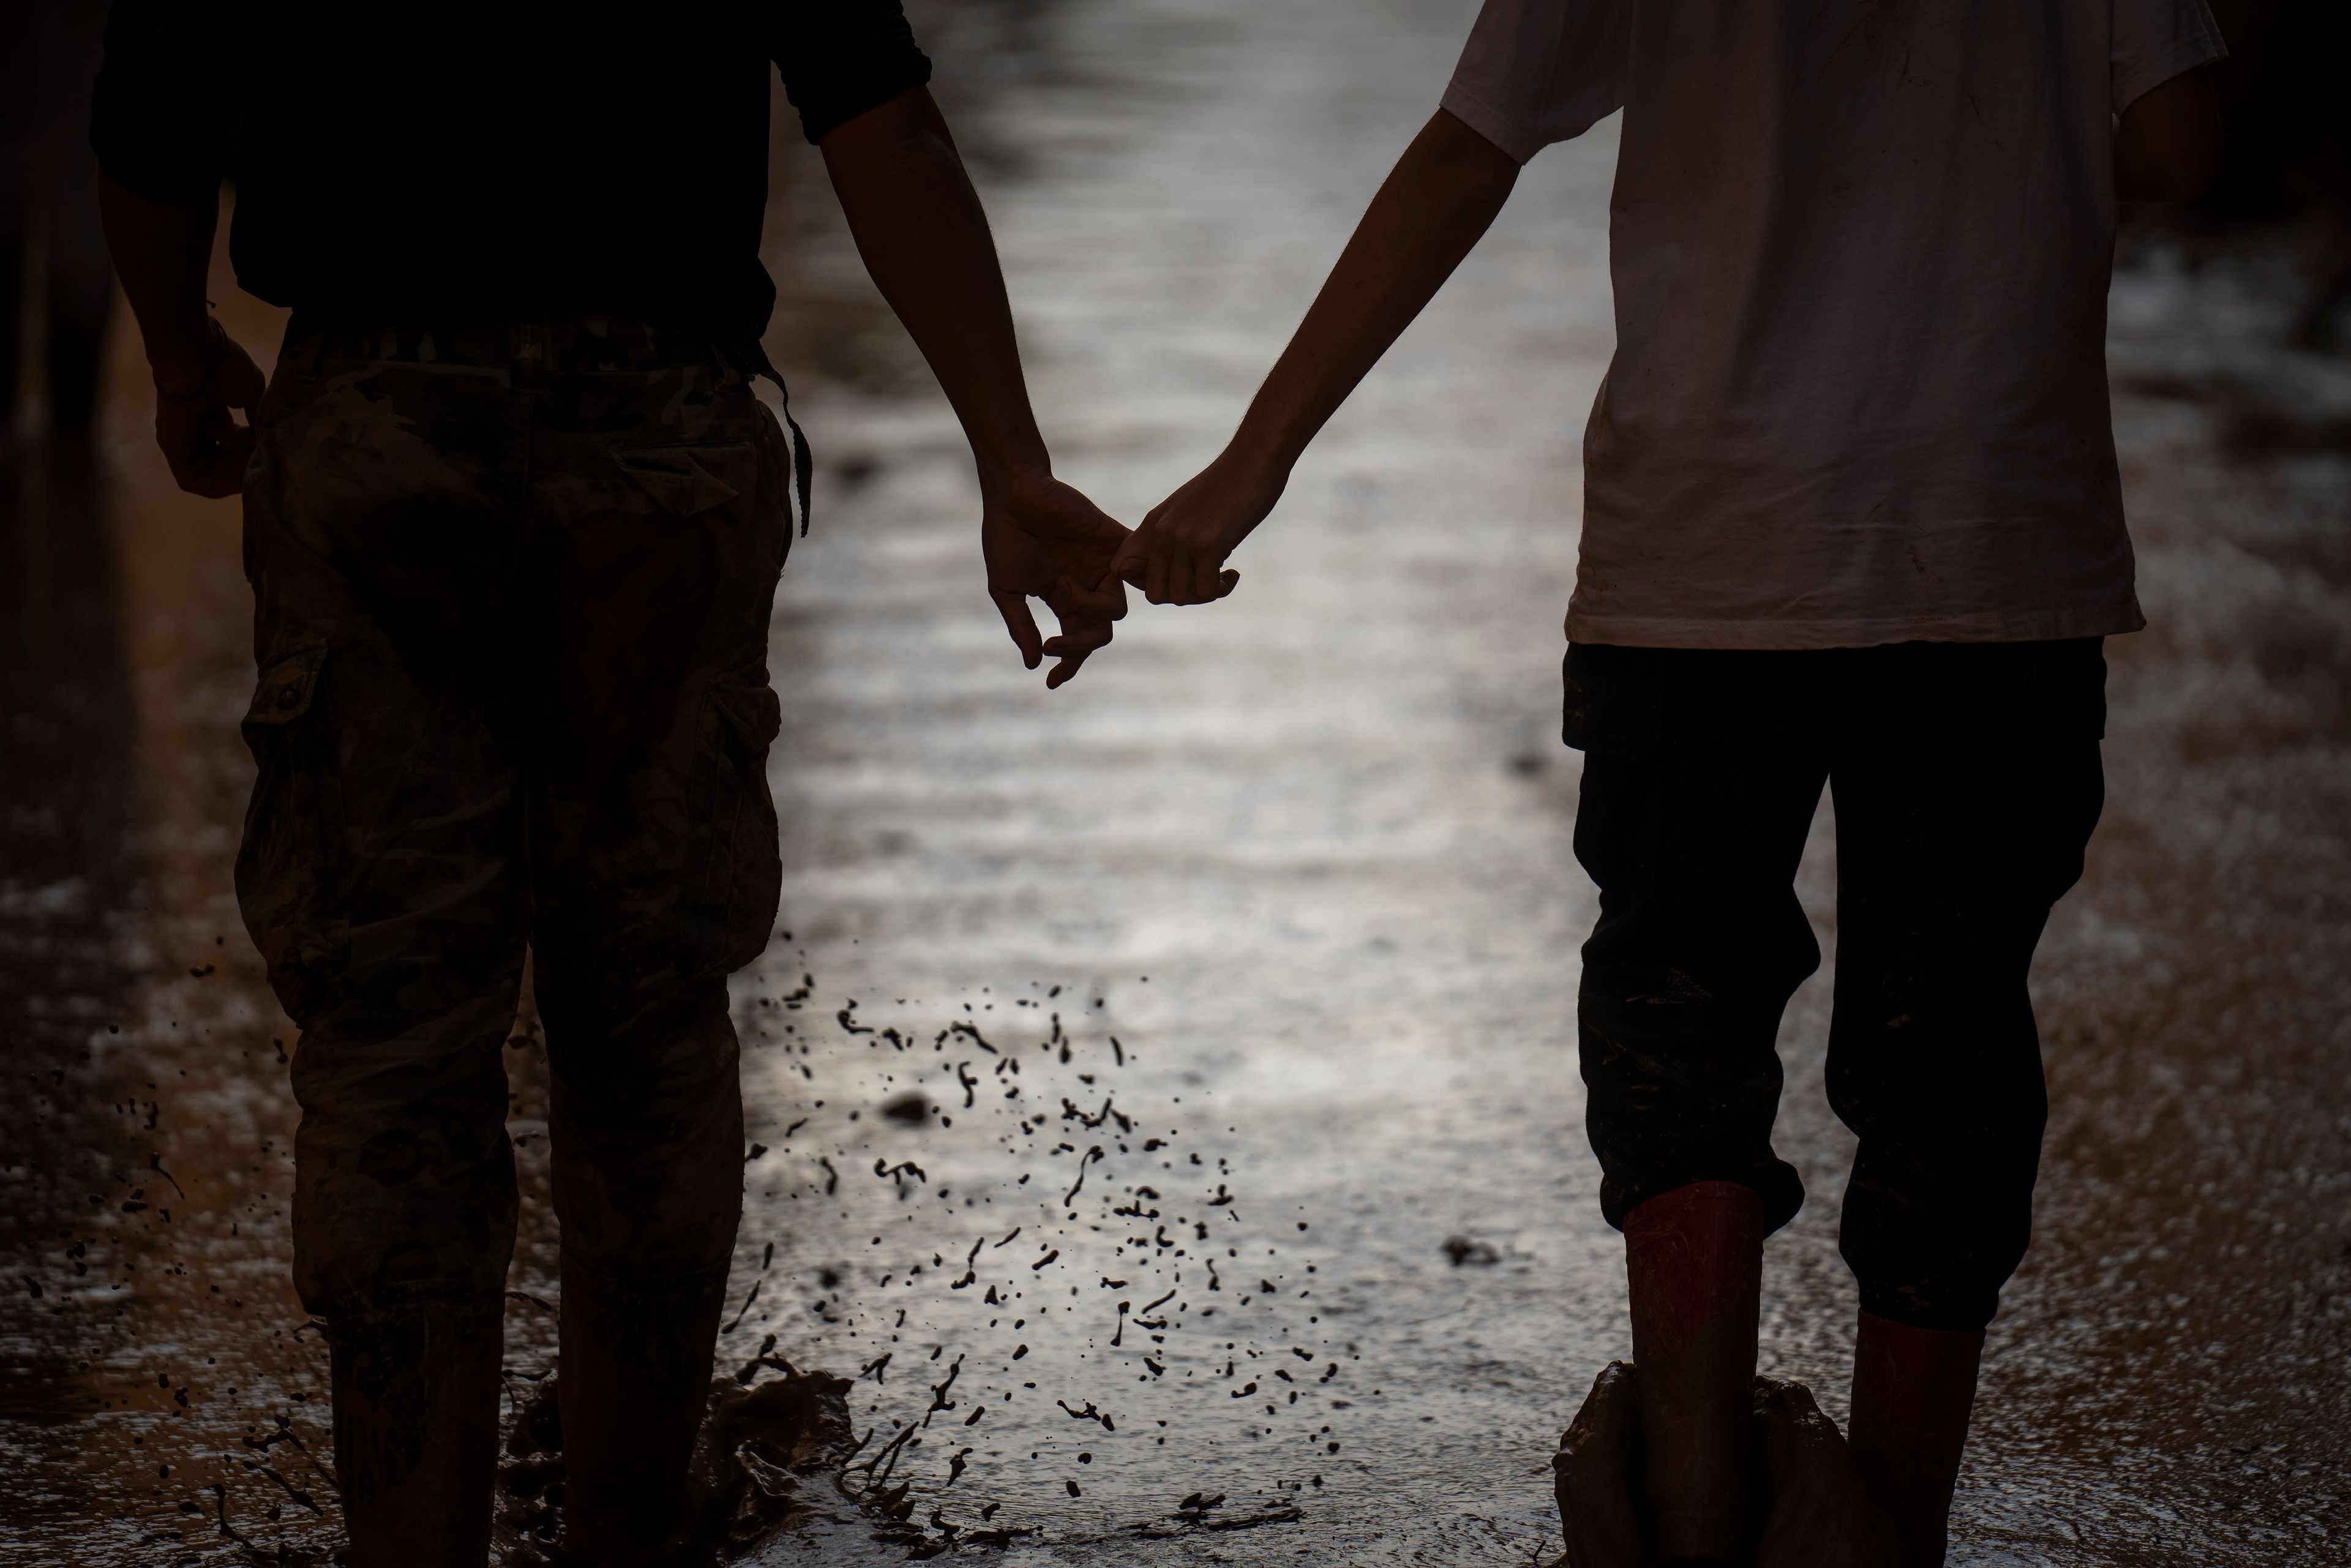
[1112,2,2225,1563]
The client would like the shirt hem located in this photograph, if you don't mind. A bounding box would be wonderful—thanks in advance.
[1563,601,2147,650]
[2114,34,2228,115]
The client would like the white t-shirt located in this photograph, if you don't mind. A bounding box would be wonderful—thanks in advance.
[1442,0,2225,648]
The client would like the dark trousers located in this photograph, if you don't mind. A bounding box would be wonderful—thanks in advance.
[240,320,793,1325]
[1567,639,2106,1332]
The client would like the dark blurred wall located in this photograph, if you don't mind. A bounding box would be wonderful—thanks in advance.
[2200,0,2351,223]
[1,1,145,1432]
[2,0,114,442]
[2195,0,2351,344]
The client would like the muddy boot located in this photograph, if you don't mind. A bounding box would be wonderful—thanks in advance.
[1624,1180,1763,1566]
[329,1299,504,1568]
[1750,1377,1902,1567]
[556,1251,730,1566]
[1845,1311,1984,1568]
[1552,1361,1650,1568]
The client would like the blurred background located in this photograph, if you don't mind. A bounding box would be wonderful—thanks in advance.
[2,1,2347,1564]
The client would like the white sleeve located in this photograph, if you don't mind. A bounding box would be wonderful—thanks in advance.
[2110,0,2227,114]
[1439,0,1632,164]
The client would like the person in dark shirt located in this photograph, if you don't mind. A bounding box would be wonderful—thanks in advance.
[90,6,1128,1565]
[92,1,959,340]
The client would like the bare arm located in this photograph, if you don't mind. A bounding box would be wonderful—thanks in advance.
[822,86,1127,686]
[1114,109,1521,605]
[2117,68,2222,204]
[98,173,266,497]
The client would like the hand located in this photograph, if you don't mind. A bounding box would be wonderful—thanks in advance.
[1111,450,1272,606]
[151,320,266,498]
[981,470,1131,689]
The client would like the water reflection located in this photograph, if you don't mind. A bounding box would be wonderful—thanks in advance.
[3,442,143,1431]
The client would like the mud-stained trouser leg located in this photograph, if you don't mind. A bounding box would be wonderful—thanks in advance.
[1825,638,2106,1334]
[1827,639,2104,1567]
[514,340,792,1558]
[1567,643,1826,1564]
[1567,637,2105,1318]
[239,337,539,1566]
[1568,642,1820,1236]
[242,321,793,1561]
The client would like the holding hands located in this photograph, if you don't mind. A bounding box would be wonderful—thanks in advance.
[1113,110,1521,626]
[986,443,1254,691]
[981,442,1252,692]
[829,91,1512,686]
[825,88,1509,685]
[981,469,1133,688]
[1112,451,1258,607]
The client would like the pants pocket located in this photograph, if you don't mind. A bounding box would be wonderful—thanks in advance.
[700,677,782,977]
[236,643,350,1018]
[610,441,750,517]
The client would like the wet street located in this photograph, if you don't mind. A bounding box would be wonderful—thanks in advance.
[5,1,2349,1564]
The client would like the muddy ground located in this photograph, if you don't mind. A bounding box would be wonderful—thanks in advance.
[4,1,2347,1564]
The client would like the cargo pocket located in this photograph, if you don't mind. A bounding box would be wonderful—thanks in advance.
[700,676,784,976]
[611,443,749,517]
[235,643,350,1018]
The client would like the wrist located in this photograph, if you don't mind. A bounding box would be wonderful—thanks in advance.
[149,318,223,402]
[972,440,1054,503]
[1215,430,1296,489]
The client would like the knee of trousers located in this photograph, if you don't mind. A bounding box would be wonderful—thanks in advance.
[1579,994,1807,1235]
[1837,1184,2036,1334]
[544,977,745,1278]
[1827,1025,2050,1210]
[1837,1117,2045,1332]
[289,997,523,1318]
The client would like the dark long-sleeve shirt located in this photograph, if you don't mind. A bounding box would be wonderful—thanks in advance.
[91,1,932,338]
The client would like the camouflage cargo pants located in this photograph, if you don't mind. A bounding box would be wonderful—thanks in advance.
[239,319,793,1324]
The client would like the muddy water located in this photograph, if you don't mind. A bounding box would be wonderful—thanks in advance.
[4,0,2347,1564]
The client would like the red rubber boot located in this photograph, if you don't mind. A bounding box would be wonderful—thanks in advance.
[1624,1180,1764,1566]
[1845,1311,1985,1568]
